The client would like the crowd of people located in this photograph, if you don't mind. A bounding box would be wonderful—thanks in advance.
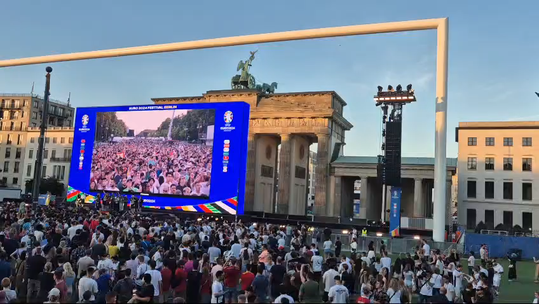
[90,139,212,197]
[0,200,520,303]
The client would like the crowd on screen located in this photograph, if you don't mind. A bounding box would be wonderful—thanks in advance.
[0,200,521,304]
[90,139,212,197]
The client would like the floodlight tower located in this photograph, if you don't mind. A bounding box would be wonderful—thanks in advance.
[32,67,53,203]
[375,84,416,237]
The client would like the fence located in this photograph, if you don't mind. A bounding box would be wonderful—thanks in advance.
[464,233,539,259]
[306,233,463,256]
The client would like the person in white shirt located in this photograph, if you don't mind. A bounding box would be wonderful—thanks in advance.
[67,221,83,240]
[386,278,402,304]
[421,239,431,257]
[312,251,324,280]
[380,251,392,274]
[274,285,295,303]
[97,255,115,275]
[443,275,455,303]
[533,291,539,304]
[431,269,443,296]
[78,267,98,302]
[492,261,504,291]
[211,270,225,303]
[144,260,162,297]
[328,275,349,303]
[468,251,476,275]
[419,273,433,303]
[323,266,339,301]
[453,264,464,301]
[323,239,333,258]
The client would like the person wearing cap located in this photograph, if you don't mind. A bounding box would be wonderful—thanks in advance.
[46,288,61,304]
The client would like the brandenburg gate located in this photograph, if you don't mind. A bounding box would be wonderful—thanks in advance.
[152,89,353,216]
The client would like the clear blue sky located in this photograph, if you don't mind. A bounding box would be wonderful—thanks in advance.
[1,1,538,158]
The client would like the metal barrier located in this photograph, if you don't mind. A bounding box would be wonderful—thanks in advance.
[307,233,464,256]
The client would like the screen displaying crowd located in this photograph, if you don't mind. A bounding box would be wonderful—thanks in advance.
[90,109,214,198]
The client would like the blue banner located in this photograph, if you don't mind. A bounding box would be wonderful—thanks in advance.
[389,187,402,237]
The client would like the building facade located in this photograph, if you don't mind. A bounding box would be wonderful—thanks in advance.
[0,94,75,188]
[456,121,539,231]
[22,127,74,191]
[332,156,456,227]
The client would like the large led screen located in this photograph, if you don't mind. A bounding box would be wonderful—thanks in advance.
[68,102,250,215]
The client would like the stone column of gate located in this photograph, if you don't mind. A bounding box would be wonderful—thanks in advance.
[314,133,329,216]
[360,176,369,219]
[245,133,257,211]
[277,133,292,214]
[413,178,423,218]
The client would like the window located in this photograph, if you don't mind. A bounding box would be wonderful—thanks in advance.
[503,182,513,200]
[467,209,477,229]
[63,149,71,159]
[467,180,477,198]
[60,137,65,144]
[485,137,495,146]
[485,210,494,227]
[523,158,532,172]
[503,137,513,146]
[523,212,533,231]
[12,178,18,185]
[42,165,46,178]
[503,211,513,227]
[503,157,513,171]
[17,134,21,145]
[523,182,533,201]
[52,137,57,144]
[28,149,33,159]
[3,161,8,173]
[33,100,38,108]
[4,148,10,159]
[45,137,50,144]
[51,149,56,159]
[26,164,32,177]
[13,162,19,174]
[15,148,21,159]
[69,137,73,144]
[523,137,532,147]
[30,137,35,144]
[53,165,66,180]
[32,112,37,119]
[6,134,12,145]
[467,157,477,170]
[21,111,25,118]
[485,181,494,199]
[468,137,477,146]
[485,157,495,170]
[44,150,48,159]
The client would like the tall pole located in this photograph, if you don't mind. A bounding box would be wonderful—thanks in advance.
[32,66,52,201]
[432,18,448,242]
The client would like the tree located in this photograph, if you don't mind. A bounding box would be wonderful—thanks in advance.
[95,112,128,142]
[25,177,65,196]
[155,109,215,141]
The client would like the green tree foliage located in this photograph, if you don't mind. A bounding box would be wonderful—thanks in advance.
[96,112,128,142]
[155,110,215,141]
[25,177,65,196]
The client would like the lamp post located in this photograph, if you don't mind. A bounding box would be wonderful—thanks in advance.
[32,66,52,202]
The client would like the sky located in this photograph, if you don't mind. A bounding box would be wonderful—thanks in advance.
[116,109,187,135]
[1,1,538,158]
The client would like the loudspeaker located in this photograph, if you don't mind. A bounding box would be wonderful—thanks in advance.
[385,121,402,186]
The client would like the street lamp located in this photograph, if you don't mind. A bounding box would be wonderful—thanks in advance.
[32,66,53,202]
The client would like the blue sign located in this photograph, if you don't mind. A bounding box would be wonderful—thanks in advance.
[353,199,361,218]
[68,102,250,215]
[389,187,402,237]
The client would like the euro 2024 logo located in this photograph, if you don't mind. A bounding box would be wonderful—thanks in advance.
[82,114,89,127]
[224,111,233,124]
